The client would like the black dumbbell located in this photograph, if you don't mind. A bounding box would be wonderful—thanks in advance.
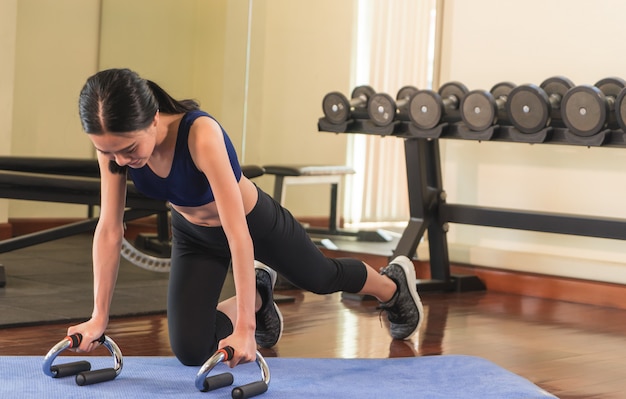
[506,76,575,134]
[367,86,419,127]
[561,77,626,137]
[322,86,376,124]
[614,86,626,132]
[460,82,515,131]
[409,81,469,130]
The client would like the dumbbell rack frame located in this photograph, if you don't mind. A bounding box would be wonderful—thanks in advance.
[320,117,626,292]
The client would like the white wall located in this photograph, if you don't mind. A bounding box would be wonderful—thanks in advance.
[437,0,626,283]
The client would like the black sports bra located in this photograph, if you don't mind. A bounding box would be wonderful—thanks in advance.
[128,110,242,206]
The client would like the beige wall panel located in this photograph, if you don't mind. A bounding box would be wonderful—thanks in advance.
[245,0,356,216]
[99,0,244,155]
[100,0,206,106]
[221,0,256,160]
[95,0,356,218]
[7,0,357,221]
[0,0,18,222]
[10,0,101,218]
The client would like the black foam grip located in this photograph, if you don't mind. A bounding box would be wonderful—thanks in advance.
[222,346,235,361]
[75,368,117,386]
[231,381,268,399]
[203,372,234,392]
[68,333,83,348]
[51,361,91,378]
[67,333,105,348]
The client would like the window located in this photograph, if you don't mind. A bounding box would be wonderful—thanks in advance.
[346,0,439,227]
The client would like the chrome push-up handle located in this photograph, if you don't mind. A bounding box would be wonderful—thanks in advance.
[195,346,270,399]
[42,333,123,386]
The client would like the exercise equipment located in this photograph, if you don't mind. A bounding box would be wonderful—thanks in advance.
[615,86,626,132]
[120,237,171,272]
[367,86,419,126]
[8,355,558,399]
[506,76,575,133]
[460,82,515,131]
[409,82,469,130]
[195,346,270,399]
[0,156,171,271]
[43,334,123,386]
[0,169,166,250]
[319,77,626,293]
[0,160,171,274]
[541,76,576,128]
[322,86,376,124]
[561,77,626,136]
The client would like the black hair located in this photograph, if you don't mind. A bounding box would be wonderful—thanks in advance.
[78,68,200,174]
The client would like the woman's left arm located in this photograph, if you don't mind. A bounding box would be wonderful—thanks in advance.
[188,116,257,367]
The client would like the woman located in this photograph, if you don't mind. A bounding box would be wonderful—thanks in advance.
[68,68,423,368]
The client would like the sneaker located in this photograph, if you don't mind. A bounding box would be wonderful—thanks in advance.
[254,261,284,348]
[379,256,424,340]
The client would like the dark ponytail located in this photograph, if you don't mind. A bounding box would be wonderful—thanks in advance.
[145,80,199,114]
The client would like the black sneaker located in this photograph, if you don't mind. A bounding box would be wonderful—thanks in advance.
[379,256,423,340]
[255,261,284,348]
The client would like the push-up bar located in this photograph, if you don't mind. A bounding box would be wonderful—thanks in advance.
[43,333,123,386]
[43,336,270,397]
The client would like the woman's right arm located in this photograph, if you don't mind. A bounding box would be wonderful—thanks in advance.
[67,153,127,352]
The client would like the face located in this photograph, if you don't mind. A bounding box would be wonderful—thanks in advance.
[89,127,156,169]
[88,112,160,168]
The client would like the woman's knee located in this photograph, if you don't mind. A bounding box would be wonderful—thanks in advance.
[168,311,233,366]
[170,336,216,366]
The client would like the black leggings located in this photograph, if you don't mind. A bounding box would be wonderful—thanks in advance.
[167,187,368,365]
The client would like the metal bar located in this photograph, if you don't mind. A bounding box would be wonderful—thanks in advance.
[0,209,158,254]
[393,218,429,257]
[0,219,98,253]
[0,156,100,177]
[155,211,170,241]
[392,139,429,258]
[273,176,285,204]
[441,204,626,240]
[422,139,451,282]
[0,170,166,211]
[329,183,338,233]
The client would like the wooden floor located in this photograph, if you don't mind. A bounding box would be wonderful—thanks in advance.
[2,288,626,398]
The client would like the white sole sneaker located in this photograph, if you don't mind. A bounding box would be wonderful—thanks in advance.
[385,255,424,340]
[254,261,284,347]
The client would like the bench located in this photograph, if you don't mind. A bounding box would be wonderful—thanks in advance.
[262,164,355,234]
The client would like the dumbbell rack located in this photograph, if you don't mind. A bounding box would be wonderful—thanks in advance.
[319,117,626,292]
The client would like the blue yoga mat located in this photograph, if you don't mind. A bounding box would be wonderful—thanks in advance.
[2,355,556,398]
